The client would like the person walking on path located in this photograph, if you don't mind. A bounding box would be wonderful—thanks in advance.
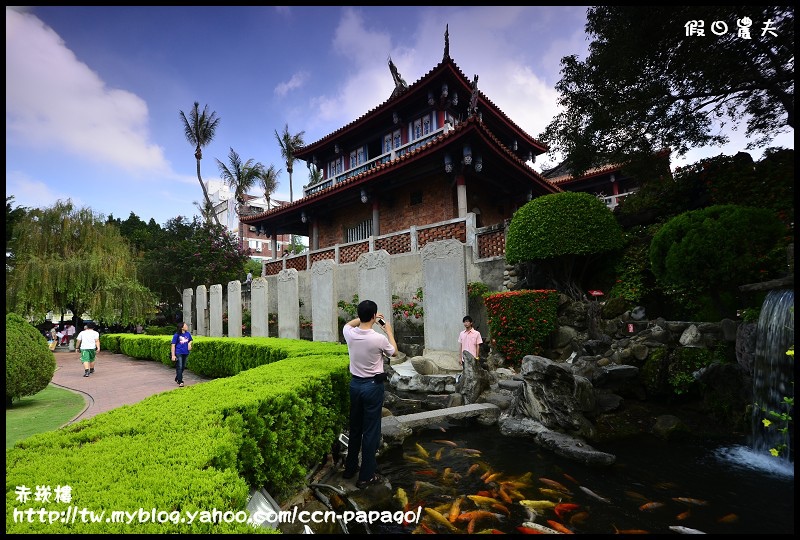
[458,315,483,365]
[341,300,397,489]
[75,322,101,377]
[170,322,193,387]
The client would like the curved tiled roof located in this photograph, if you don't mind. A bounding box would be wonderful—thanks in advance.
[295,58,547,157]
[241,115,559,224]
[544,164,622,185]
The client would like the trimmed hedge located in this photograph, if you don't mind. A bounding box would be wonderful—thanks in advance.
[7,338,350,533]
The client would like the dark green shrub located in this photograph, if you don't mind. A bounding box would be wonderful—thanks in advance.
[6,312,56,406]
[506,192,623,299]
[650,204,787,318]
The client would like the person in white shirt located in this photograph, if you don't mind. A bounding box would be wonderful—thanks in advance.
[75,323,101,377]
[341,299,397,489]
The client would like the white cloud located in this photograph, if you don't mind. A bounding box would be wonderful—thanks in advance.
[6,170,81,211]
[6,8,171,175]
[274,71,310,98]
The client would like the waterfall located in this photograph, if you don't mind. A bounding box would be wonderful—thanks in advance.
[751,289,794,465]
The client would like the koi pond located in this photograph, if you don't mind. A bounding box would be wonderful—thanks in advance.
[368,421,793,535]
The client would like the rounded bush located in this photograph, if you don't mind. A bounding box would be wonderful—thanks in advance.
[506,191,623,264]
[649,204,786,291]
[6,313,57,406]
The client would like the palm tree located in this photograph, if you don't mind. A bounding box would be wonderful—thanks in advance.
[257,164,282,210]
[274,124,305,202]
[308,164,323,186]
[179,102,222,227]
[216,148,261,216]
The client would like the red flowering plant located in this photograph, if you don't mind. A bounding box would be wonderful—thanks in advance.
[484,289,559,370]
[392,287,424,325]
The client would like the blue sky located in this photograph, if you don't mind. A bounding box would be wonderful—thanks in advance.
[7,6,794,227]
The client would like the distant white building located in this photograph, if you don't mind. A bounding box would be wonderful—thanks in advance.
[206,180,297,262]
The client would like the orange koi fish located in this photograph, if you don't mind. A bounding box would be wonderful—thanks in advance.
[432,439,459,447]
[419,522,436,534]
[717,513,739,524]
[569,511,589,526]
[676,509,691,521]
[455,510,500,523]
[491,503,510,516]
[476,490,493,498]
[415,469,437,476]
[612,524,649,534]
[546,520,574,534]
[497,485,513,505]
[554,502,580,520]
[638,501,665,512]
[423,507,460,532]
[624,490,650,503]
[468,463,481,475]
[448,496,464,523]
[672,497,708,506]
[485,472,504,484]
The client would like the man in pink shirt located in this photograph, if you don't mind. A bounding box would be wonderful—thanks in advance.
[342,299,397,489]
[458,315,483,365]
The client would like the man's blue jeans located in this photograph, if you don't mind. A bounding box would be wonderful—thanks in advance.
[175,354,188,384]
[345,377,385,483]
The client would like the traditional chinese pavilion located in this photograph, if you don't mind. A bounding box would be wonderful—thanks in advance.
[241,27,561,275]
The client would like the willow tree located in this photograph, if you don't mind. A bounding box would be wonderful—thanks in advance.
[6,200,157,326]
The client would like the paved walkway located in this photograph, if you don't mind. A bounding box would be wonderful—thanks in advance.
[51,350,209,424]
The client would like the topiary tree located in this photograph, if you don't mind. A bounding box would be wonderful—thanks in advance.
[506,191,624,299]
[649,204,787,318]
[6,313,56,407]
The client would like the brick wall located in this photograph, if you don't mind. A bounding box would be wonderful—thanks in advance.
[315,176,456,249]
[375,233,411,255]
[477,228,506,258]
[286,255,307,271]
[310,249,336,264]
[264,260,283,276]
[418,221,466,249]
[339,241,369,263]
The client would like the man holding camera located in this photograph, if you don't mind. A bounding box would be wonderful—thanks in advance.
[342,299,398,489]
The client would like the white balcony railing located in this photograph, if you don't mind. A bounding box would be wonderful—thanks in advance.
[303,126,446,196]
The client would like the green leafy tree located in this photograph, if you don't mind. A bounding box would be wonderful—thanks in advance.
[180,101,223,227]
[6,313,56,406]
[649,204,787,317]
[506,192,623,299]
[216,147,262,216]
[106,211,163,253]
[258,163,282,210]
[540,6,794,176]
[142,215,249,307]
[6,196,28,270]
[274,123,305,203]
[6,200,156,327]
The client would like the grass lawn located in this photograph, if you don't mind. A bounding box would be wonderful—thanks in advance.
[6,384,86,449]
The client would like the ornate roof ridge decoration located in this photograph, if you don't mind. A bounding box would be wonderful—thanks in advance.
[467,74,479,118]
[388,55,409,100]
[295,37,548,157]
[443,24,451,62]
[241,116,559,224]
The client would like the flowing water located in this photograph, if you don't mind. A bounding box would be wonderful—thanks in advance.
[372,422,794,534]
[751,288,794,466]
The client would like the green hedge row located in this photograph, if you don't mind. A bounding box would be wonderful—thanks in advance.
[7,337,350,533]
